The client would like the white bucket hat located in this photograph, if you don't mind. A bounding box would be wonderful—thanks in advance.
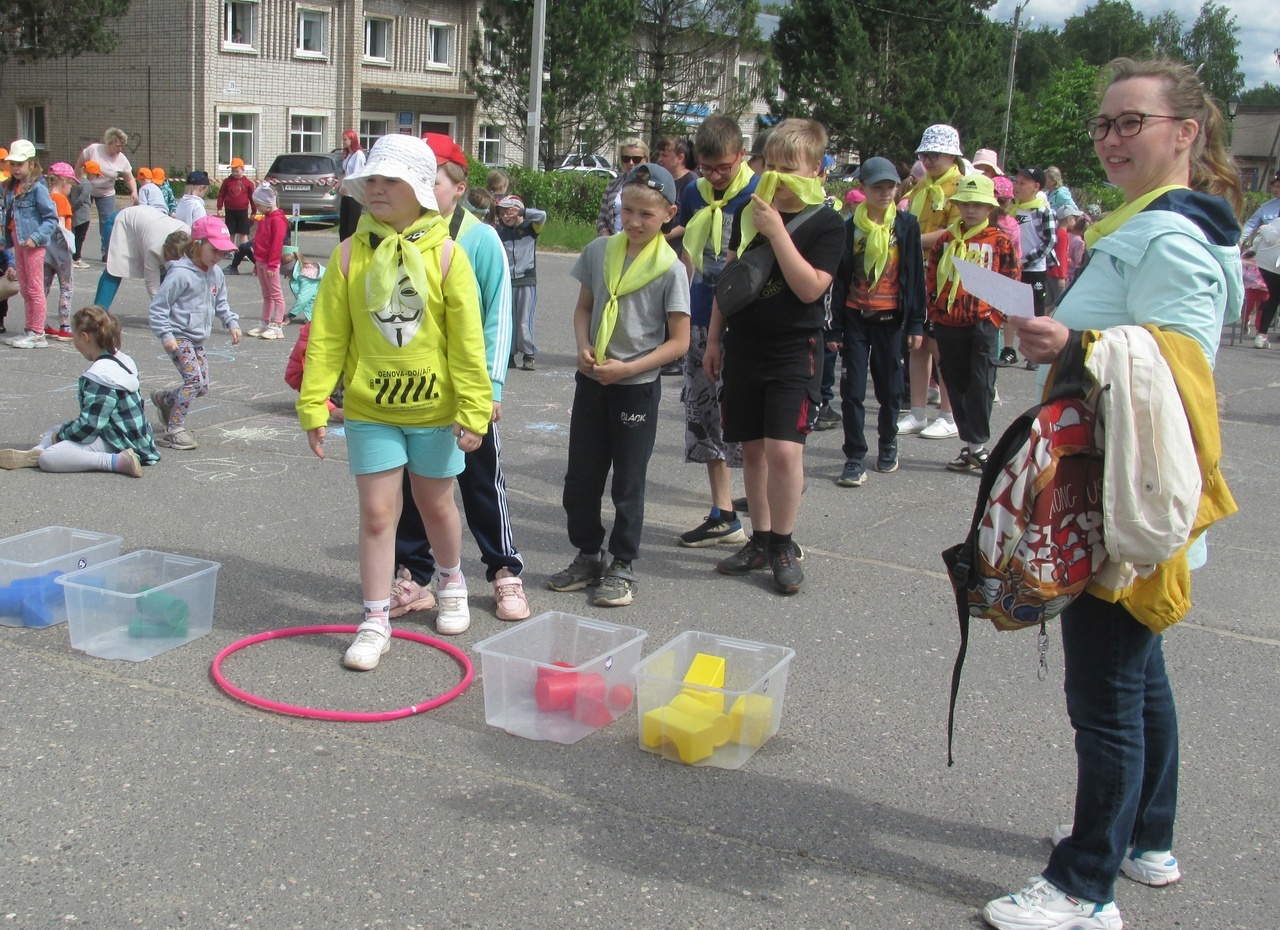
[343,134,438,212]
[916,124,963,157]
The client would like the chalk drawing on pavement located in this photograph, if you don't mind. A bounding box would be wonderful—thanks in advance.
[182,457,290,482]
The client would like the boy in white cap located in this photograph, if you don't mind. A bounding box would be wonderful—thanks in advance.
[297,134,491,666]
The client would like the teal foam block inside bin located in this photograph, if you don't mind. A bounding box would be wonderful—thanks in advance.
[57,551,220,661]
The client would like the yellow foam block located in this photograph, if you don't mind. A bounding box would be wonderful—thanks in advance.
[679,685,725,713]
[728,694,774,748]
[668,694,730,746]
[641,703,726,763]
[683,653,725,689]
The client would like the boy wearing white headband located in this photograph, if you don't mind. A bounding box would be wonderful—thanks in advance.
[297,134,491,667]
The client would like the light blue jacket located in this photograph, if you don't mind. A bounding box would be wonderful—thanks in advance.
[1241,197,1280,244]
[2,178,59,248]
[148,256,240,345]
[456,210,513,402]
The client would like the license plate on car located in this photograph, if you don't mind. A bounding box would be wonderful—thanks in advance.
[284,184,309,192]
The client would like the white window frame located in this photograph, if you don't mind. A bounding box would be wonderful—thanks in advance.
[364,16,391,63]
[288,112,328,153]
[296,6,328,58]
[21,104,47,150]
[223,0,258,49]
[478,124,503,166]
[217,110,259,171]
[359,113,393,151]
[427,21,455,69]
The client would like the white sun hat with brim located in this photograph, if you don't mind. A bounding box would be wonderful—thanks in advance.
[343,134,439,212]
[915,124,963,157]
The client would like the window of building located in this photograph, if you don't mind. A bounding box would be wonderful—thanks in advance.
[359,116,391,151]
[224,0,257,47]
[297,8,327,56]
[290,114,327,153]
[428,22,455,67]
[364,17,389,61]
[737,63,753,91]
[218,112,257,168]
[22,105,47,150]
[478,125,503,165]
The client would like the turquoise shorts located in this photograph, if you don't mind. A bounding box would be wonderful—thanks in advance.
[344,419,465,478]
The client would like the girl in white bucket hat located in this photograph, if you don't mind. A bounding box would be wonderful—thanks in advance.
[297,133,493,664]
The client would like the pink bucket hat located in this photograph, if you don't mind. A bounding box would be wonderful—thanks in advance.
[992,176,1015,200]
[47,162,77,179]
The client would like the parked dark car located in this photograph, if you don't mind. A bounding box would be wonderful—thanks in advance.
[264,151,343,217]
[828,162,861,182]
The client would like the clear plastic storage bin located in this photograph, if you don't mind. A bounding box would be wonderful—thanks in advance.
[632,631,795,769]
[473,612,648,744]
[0,527,124,628]
[57,550,221,660]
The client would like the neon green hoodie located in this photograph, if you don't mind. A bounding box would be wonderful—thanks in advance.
[297,218,492,435]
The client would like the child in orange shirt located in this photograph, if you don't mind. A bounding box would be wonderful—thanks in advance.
[925,174,1020,474]
[41,162,77,340]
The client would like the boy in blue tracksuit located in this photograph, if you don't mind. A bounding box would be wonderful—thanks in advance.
[392,134,531,623]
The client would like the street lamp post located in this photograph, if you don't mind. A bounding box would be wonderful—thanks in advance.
[525,0,547,170]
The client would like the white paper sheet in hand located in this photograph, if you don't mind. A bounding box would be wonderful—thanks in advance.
[953,257,1035,318]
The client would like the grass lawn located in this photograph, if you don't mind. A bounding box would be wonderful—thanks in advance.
[537,219,597,253]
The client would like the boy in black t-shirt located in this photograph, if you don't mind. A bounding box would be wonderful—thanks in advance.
[703,119,845,595]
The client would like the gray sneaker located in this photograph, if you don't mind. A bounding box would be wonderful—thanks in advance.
[156,427,198,451]
[593,560,637,607]
[547,551,604,592]
[150,389,174,430]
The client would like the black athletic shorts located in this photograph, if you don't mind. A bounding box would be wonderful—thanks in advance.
[720,333,820,444]
[225,208,250,236]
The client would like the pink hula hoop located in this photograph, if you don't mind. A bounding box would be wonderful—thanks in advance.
[211,624,473,722]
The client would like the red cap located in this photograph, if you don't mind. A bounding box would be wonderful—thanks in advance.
[422,132,468,172]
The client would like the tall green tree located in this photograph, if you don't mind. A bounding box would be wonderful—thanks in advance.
[772,0,1006,161]
[1009,59,1105,186]
[1240,83,1280,107]
[1181,1,1244,107]
[627,0,771,148]
[0,0,130,60]
[468,0,636,168]
[1060,0,1170,67]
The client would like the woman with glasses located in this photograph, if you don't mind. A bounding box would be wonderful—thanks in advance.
[983,58,1244,930]
[596,139,649,238]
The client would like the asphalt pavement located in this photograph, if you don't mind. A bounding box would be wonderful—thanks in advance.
[0,223,1277,929]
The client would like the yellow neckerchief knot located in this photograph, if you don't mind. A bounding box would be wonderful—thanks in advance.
[594,231,678,361]
[356,211,448,315]
[1085,184,1189,248]
[937,219,989,311]
[1012,192,1050,213]
[853,202,895,289]
[682,162,754,273]
[909,164,961,218]
[739,171,827,252]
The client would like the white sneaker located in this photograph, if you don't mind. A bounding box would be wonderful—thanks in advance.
[920,417,958,439]
[1254,333,1269,349]
[260,323,284,340]
[6,330,48,348]
[435,575,471,635]
[1053,823,1181,887]
[343,619,391,671]
[983,878,1122,930]
[897,412,930,434]
[247,324,266,338]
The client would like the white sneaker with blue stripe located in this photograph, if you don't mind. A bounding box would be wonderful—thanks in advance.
[983,877,1122,930]
[1053,822,1181,887]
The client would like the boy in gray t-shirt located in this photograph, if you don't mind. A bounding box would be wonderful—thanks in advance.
[547,163,691,607]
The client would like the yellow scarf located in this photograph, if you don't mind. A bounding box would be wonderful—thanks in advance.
[739,171,828,252]
[1012,193,1049,213]
[853,203,895,288]
[356,211,447,315]
[909,164,961,218]
[594,232,678,361]
[937,220,989,311]
[682,162,754,273]
[1085,184,1188,248]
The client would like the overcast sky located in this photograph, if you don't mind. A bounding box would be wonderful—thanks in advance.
[986,0,1277,90]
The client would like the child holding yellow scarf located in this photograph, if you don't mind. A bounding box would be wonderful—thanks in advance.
[704,118,845,596]
[924,174,1020,475]
[548,163,690,608]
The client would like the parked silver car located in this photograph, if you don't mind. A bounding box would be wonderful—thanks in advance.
[263,152,343,216]
[553,153,616,179]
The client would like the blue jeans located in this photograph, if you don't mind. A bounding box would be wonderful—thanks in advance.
[1043,592,1178,904]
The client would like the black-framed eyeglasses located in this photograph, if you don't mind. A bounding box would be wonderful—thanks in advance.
[919,152,945,162]
[1085,112,1188,141]
[619,154,645,165]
